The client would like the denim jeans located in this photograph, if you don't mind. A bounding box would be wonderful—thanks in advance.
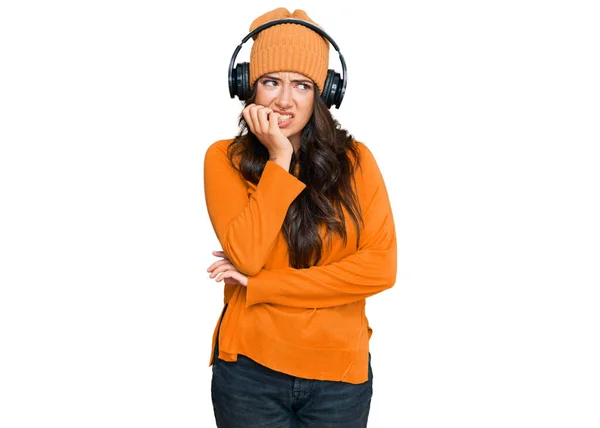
[211,348,373,427]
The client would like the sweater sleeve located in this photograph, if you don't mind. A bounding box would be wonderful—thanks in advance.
[245,144,397,309]
[203,140,306,276]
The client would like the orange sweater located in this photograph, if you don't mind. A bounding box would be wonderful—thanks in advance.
[203,138,397,384]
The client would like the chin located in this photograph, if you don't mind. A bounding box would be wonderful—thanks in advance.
[281,128,296,137]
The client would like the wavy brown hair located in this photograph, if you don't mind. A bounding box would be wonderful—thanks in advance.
[227,85,364,268]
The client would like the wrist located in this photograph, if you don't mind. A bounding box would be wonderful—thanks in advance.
[268,150,292,162]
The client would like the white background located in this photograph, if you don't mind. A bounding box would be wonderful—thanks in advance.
[1,0,599,427]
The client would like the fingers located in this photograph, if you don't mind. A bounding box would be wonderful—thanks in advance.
[255,106,272,133]
[207,251,230,272]
[208,260,237,278]
[269,110,281,134]
[206,258,230,273]
[207,250,236,278]
[242,104,266,134]
[243,104,279,136]
[206,250,248,286]
[241,105,255,133]
[209,262,248,287]
[214,269,248,287]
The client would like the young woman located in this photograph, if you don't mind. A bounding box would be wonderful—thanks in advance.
[203,7,397,427]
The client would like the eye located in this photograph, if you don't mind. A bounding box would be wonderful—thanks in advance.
[297,83,312,90]
[261,79,278,87]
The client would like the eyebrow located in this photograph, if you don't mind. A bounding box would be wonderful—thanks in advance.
[262,74,313,84]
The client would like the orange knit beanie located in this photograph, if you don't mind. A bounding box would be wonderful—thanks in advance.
[249,8,329,93]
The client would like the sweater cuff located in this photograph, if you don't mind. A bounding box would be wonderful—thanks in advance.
[259,161,305,193]
[245,274,266,307]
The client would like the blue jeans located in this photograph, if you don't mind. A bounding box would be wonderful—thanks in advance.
[211,349,373,427]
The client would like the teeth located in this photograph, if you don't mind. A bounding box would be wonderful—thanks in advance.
[278,115,292,123]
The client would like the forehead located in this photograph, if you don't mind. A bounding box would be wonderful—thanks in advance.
[263,71,312,81]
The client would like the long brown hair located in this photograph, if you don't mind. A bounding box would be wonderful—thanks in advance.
[227,85,364,268]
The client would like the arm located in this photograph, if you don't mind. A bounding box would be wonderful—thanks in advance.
[203,140,306,276]
[245,144,397,309]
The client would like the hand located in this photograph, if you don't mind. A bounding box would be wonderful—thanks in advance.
[242,103,293,158]
[207,251,248,287]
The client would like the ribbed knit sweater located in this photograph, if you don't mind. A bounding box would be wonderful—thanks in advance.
[203,138,397,384]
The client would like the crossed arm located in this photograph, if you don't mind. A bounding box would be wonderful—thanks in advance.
[203,140,397,309]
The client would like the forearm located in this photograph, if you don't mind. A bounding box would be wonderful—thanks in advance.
[268,150,293,174]
[245,141,398,308]
[245,222,397,308]
[204,142,305,275]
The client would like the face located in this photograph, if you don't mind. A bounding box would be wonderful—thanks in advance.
[254,71,315,148]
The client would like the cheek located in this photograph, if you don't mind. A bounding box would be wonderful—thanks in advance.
[302,95,315,113]
[299,99,315,121]
[254,89,274,106]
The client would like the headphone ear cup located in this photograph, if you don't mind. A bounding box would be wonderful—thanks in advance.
[230,62,251,100]
[321,69,335,108]
[321,69,344,109]
[229,63,238,98]
[239,62,250,100]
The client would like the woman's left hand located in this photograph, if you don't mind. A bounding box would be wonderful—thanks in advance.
[207,251,248,287]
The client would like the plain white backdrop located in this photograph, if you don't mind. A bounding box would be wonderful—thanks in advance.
[1,0,599,427]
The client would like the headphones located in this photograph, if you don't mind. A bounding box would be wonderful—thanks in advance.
[228,18,348,109]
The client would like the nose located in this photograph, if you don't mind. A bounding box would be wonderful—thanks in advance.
[275,84,293,110]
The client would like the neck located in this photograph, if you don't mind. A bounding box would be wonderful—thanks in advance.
[289,135,301,153]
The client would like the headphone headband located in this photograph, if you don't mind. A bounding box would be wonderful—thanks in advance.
[228,18,347,108]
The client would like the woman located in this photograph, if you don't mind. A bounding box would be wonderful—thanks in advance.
[203,7,397,427]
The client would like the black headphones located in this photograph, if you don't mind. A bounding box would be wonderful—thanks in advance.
[228,18,348,109]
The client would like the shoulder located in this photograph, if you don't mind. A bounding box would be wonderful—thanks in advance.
[203,138,238,172]
[205,138,235,157]
[351,140,380,172]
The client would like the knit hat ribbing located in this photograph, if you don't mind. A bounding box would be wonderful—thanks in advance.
[249,8,329,93]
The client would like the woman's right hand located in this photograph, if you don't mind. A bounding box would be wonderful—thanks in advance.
[242,104,293,158]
